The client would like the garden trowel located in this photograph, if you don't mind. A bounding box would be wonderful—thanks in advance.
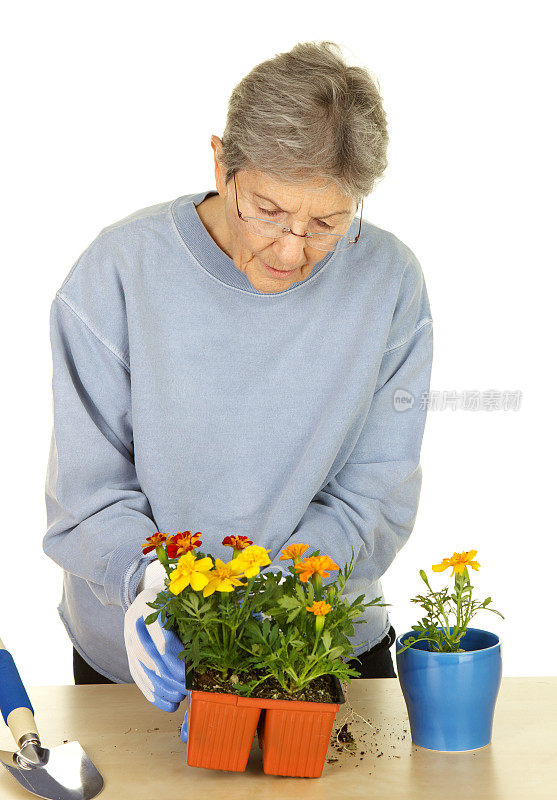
[0,635,104,799]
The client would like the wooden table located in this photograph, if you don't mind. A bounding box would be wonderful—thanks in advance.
[0,678,554,799]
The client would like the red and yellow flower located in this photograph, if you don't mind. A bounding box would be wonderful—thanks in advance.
[166,531,202,558]
[222,535,253,554]
[432,550,481,577]
[141,532,168,555]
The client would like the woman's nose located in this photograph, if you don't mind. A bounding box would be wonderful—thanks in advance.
[273,232,309,267]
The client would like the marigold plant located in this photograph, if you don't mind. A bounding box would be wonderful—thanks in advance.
[397,549,504,654]
[244,548,386,695]
[141,531,389,695]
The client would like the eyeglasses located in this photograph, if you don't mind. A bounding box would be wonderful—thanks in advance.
[233,172,362,253]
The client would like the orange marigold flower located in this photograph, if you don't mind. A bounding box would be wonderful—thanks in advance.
[432,549,481,577]
[306,600,331,617]
[279,543,309,562]
[295,555,339,583]
[166,531,202,559]
[141,532,168,555]
[222,535,253,551]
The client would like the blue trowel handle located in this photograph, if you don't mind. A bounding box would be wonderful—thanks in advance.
[0,636,39,747]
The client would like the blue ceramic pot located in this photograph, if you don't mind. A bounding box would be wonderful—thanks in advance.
[396,627,502,752]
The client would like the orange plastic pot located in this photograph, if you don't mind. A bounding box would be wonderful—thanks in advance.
[184,671,345,778]
[254,678,345,778]
[184,689,261,772]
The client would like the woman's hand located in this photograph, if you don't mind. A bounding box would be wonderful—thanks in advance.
[124,582,188,712]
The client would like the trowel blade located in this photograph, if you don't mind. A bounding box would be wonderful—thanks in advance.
[0,741,103,800]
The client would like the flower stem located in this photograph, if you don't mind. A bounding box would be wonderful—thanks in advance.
[312,573,323,596]
[155,545,172,577]
[454,570,470,644]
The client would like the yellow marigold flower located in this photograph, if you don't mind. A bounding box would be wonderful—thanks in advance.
[233,545,271,578]
[306,600,331,617]
[278,543,309,563]
[295,555,339,583]
[168,552,213,595]
[432,549,481,577]
[202,558,247,597]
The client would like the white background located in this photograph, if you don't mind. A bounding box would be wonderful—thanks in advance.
[2,1,555,687]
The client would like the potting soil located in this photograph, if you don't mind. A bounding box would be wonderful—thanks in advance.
[188,666,340,702]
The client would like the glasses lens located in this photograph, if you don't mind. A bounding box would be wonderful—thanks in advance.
[242,218,352,252]
[307,234,345,252]
[244,218,288,238]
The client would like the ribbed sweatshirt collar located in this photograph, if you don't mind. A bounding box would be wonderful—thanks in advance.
[171,189,335,295]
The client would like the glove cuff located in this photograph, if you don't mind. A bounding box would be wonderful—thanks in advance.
[136,559,168,595]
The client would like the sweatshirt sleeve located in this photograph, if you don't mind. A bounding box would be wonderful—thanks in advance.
[266,254,434,583]
[44,291,159,610]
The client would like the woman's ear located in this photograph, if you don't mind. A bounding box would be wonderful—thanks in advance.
[211,135,228,197]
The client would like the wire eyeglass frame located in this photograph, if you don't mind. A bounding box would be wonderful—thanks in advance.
[233,172,363,253]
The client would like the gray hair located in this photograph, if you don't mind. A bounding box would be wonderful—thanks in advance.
[219,41,389,204]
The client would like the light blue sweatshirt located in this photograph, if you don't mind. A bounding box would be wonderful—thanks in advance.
[44,189,433,683]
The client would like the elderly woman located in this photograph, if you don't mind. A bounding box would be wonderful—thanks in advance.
[44,41,433,702]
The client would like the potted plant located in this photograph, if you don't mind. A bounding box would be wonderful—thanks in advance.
[140,532,388,777]
[396,549,504,752]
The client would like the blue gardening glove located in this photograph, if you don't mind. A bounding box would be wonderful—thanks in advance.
[124,564,283,717]
[124,569,189,712]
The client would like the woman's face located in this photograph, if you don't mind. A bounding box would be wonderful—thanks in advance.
[210,136,358,294]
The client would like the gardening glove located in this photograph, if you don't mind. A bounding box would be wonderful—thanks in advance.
[124,560,189,712]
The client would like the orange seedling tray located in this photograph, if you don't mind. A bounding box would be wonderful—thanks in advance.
[185,676,345,778]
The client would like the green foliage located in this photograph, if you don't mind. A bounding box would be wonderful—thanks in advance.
[396,567,504,654]
[236,552,387,695]
[145,546,389,695]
